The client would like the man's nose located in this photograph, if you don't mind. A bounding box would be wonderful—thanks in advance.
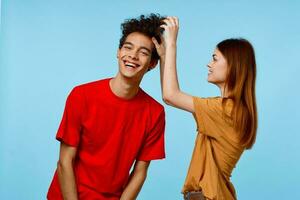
[129,51,138,60]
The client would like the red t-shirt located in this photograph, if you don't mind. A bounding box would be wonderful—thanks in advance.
[47,78,165,200]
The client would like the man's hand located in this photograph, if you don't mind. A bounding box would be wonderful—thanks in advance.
[120,161,150,200]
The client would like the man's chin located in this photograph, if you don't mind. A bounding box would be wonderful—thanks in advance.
[119,68,146,80]
[119,71,141,81]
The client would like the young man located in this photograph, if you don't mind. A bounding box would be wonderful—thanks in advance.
[47,14,166,200]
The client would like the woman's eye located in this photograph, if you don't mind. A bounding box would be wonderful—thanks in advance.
[124,46,131,50]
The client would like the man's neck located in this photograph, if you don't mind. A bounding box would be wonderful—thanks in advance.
[110,73,142,100]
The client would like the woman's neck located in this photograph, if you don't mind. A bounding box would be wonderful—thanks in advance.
[218,83,229,98]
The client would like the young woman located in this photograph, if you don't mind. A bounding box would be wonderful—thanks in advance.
[152,17,257,200]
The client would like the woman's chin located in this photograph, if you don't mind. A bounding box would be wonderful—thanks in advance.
[207,77,214,83]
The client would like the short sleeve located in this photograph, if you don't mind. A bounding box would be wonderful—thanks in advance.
[56,86,85,147]
[137,109,166,161]
[193,97,226,139]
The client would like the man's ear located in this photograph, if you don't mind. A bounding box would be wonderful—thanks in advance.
[148,59,158,71]
[117,48,120,58]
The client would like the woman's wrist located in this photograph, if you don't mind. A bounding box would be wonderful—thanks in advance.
[159,54,166,61]
[165,42,177,48]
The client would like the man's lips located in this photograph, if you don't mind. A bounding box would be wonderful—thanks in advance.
[124,60,140,68]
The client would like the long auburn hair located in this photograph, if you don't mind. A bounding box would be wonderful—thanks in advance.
[217,38,257,149]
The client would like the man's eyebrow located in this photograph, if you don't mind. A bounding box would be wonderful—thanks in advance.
[124,42,133,46]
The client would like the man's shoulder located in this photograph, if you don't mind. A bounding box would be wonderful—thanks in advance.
[73,78,110,92]
[140,90,164,113]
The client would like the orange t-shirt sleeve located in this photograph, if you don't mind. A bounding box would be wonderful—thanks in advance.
[193,97,224,139]
[56,87,85,147]
[137,109,166,161]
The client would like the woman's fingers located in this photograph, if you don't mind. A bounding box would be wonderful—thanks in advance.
[152,37,160,49]
[152,36,166,57]
[168,16,178,27]
[160,16,179,45]
[162,18,173,28]
[163,16,179,28]
[172,17,179,26]
[160,24,167,30]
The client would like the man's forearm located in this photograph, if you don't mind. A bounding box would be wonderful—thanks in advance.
[57,162,78,200]
[120,170,147,200]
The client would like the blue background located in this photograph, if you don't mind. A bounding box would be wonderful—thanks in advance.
[1,0,299,199]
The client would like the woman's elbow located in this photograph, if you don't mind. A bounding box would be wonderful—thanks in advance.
[162,94,175,106]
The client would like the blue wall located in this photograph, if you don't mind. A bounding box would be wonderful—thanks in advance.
[1,0,299,199]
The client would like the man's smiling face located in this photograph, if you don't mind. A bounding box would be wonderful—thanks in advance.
[117,32,157,81]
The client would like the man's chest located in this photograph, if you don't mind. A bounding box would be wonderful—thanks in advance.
[80,102,150,146]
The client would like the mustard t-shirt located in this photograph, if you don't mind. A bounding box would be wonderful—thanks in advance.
[182,97,244,200]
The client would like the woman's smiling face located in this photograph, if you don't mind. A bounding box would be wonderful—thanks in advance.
[207,48,228,87]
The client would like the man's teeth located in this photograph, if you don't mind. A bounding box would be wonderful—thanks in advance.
[125,61,138,68]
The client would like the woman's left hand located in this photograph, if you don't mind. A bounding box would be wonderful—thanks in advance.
[161,16,179,46]
[152,16,179,59]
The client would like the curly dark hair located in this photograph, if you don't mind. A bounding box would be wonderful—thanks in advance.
[119,13,165,61]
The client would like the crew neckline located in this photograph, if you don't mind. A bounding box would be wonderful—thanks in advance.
[107,78,142,102]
